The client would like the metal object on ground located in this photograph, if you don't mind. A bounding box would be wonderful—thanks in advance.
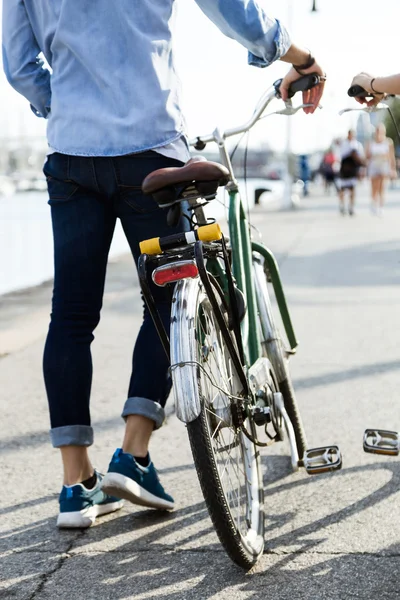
[303,446,342,474]
[363,429,400,456]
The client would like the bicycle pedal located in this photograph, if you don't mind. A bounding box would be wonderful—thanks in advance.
[303,445,342,475]
[363,429,400,456]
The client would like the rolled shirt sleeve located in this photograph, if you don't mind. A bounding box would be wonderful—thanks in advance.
[2,0,51,118]
[194,0,291,67]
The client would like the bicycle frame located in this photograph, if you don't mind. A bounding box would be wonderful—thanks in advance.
[137,78,343,476]
[138,85,303,419]
[189,87,300,369]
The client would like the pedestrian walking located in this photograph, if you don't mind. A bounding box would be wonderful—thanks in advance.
[299,154,311,197]
[337,130,365,216]
[366,123,396,217]
[320,147,339,194]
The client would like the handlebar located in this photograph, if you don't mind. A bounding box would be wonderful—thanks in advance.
[189,73,323,149]
[348,85,373,99]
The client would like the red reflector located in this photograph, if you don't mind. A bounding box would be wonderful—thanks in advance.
[152,261,199,287]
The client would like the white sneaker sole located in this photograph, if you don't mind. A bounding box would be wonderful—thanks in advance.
[57,499,124,529]
[101,473,174,511]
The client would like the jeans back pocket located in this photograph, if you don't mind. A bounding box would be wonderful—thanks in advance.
[43,154,79,203]
[120,187,160,214]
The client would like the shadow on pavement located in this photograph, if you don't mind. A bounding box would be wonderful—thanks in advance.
[0,417,120,456]
[283,240,400,288]
[3,357,399,456]
[0,412,175,456]
[294,359,400,390]
[1,460,400,599]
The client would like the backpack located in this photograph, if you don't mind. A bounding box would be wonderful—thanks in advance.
[340,150,363,179]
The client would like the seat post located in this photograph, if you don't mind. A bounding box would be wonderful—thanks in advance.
[187,197,208,227]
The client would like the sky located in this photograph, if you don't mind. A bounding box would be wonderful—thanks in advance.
[0,0,399,153]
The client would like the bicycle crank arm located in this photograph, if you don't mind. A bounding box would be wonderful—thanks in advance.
[273,392,300,471]
[363,429,400,456]
[247,359,298,468]
[303,446,342,474]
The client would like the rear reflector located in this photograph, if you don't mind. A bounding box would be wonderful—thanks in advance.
[152,260,199,287]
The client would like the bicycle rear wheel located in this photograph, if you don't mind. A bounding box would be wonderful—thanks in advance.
[171,278,264,570]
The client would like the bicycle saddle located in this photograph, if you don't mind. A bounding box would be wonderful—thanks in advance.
[142,157,230,207]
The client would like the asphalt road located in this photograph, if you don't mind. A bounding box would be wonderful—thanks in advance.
[1,183,400,599]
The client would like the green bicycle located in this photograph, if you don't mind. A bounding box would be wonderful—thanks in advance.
[138,74,342,570]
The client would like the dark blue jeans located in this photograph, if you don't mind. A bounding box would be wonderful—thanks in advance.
[43,152,186,447]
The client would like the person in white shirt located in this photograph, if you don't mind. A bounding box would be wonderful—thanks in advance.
[366,123,396,216]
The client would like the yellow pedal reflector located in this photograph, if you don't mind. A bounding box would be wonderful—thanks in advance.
[140,237,161,255]
[196,223,222,242]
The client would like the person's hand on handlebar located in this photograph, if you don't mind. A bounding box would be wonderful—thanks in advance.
[278,45,326,114]
[350,72,385,106]
[350,71,400,106]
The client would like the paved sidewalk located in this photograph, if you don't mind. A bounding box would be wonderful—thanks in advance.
[1,182,400,599]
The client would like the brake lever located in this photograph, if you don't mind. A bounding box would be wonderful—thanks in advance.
[339,102,389,116]
[276,102,316,116]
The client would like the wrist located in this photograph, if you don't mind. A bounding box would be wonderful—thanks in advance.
[280,44,310,66]
[292,51,315,75]
[370,78,385,95]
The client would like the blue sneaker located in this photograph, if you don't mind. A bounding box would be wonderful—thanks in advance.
[57,471,124,529]
[101,448,174,511]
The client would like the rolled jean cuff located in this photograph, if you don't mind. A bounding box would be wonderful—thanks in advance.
[122,397,165,430]
[50,425,93,448]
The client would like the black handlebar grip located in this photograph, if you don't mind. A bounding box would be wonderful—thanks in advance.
[348,85,371,98]
[287,74,320,98]
[274,74,320,99]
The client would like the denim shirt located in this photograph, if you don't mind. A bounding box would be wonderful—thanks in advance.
[2,0,291,157]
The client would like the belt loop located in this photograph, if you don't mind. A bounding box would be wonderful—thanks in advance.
[112,156,121,186]
[90,157,101,193]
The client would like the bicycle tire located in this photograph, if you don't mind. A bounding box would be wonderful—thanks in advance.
[253,257,307,458]
[171,277,264,570]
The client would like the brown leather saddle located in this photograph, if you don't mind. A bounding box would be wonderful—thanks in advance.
[142,157,230,208]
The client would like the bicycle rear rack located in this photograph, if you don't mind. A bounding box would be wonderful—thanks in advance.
[363,429,400,456]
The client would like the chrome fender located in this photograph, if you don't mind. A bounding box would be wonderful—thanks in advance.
[170,278,203,423]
